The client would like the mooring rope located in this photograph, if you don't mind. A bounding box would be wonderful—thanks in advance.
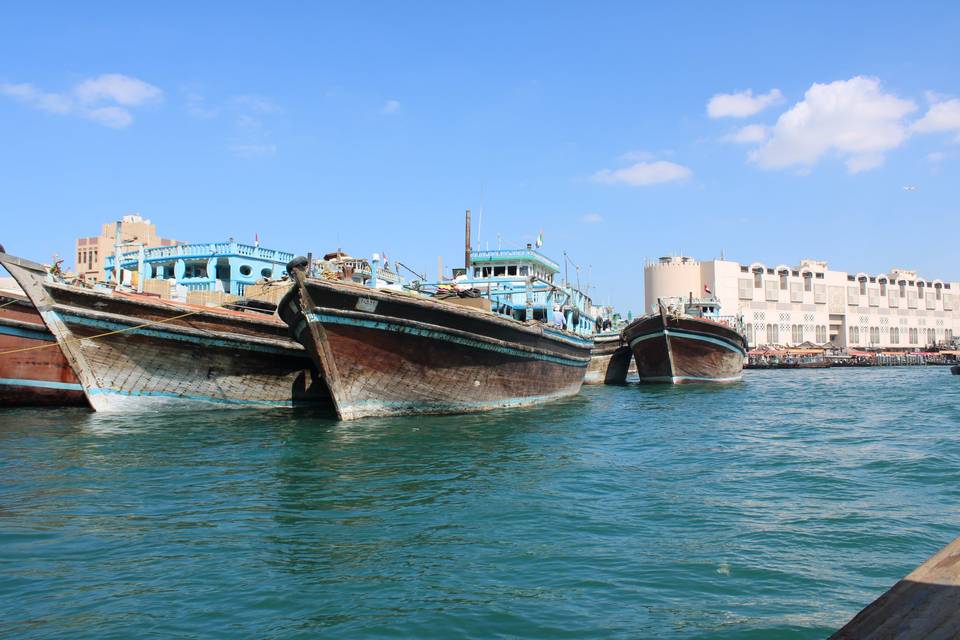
[0,308,211,357]
[0,297,22,310]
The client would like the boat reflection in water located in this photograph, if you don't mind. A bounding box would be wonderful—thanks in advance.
[622,295,747,384]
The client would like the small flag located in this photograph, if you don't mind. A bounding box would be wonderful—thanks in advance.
[704,284,712,295]
[535,231,543,248]
[255,233,260,247]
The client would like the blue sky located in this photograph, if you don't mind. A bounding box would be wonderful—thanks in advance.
[2,2,959,312]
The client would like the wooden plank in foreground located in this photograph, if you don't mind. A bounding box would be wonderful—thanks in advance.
[832,535,960,639]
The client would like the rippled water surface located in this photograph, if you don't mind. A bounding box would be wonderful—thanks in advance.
[2,367,959,638]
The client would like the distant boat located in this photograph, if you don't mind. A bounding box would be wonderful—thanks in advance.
[585,332,632,384]
[0,251,328,412]
[0,288,86,407]
[622,297,747,384]
[280,255,592,420]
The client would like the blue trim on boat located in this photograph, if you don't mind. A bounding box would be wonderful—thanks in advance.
[0,377,83,391]
[305,312,588,368]
[51,311,303,357]
[0,324,55,342]
[629,329,745,355]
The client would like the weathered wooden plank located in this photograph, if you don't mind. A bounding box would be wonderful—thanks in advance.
[832,536,960,639]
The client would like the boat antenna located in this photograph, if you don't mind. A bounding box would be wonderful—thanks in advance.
[478,182,484,249]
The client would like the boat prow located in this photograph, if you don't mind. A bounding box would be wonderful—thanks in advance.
[621,303,746,384]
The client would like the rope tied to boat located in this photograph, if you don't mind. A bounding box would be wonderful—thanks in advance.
[0,308,211,357]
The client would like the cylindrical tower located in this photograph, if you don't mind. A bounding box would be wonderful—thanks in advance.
[644,256,702,314]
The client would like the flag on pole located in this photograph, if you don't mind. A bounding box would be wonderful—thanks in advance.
[535,231,543,248]
[255,233,260,247]
[704,283,712,295]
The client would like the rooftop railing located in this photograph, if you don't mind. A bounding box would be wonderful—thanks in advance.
[105,241,295,269]
[470,249,560,271]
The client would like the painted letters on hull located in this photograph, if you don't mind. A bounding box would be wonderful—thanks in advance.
[623,314,746,384]
[0,292,86,407]
[281,275,592,420]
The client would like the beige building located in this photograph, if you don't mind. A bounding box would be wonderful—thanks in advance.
[645,256,959,350]
[75,214,181,284]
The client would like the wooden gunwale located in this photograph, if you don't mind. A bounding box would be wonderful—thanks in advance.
[50,303,306,354]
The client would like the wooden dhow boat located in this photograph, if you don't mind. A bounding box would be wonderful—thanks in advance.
[281,257,593,420]
[584,332,632,385]
[622,297,747,384]
[0,252,327,412]
[0,288,86,406]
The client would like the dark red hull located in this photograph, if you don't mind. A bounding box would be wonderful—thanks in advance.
[280,275,592,420]
[0,291,86,407]
[622,313,746,383]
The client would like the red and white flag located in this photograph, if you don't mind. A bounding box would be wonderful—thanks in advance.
[704,283,712,295]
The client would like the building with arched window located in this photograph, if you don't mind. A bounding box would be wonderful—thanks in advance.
[645,256,959,350]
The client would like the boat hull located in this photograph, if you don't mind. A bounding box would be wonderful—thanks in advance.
[281,275,592,420]
[0,253,328,412]
[622,313,746,384]
[0,291,86,407]
[585,333,632,384]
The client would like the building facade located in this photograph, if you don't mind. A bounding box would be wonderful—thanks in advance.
[645,256,959,350]
[75,214,181,284]
[105,241,294,296]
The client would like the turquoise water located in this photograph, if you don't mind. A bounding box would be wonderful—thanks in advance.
[2,367,959,638]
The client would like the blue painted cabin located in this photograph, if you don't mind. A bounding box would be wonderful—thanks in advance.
[104,241,294,296]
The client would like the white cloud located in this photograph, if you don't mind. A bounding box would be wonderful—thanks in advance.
[707,88,783,118]
[722,124,768,144]
[580,212,603,223]
[912,98,960,134]
[0,74,161,128]
[74,74,161,106]
[85,106,133,129]
[591,160,692,186]
[845,153,885,174]
[382,99,400,114]
[619,149,656,162]
[927,151,947,163]
[749,76,916,174]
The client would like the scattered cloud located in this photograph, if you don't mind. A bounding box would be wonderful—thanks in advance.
[228,143,277,158]
[748,76,916,174]
[619,149,656,162]
[580,212,603,223]
[912,98,960,134]
[845,153,885,174]
[382,99,401,114]
[927,151,947,163]
[74,73,161,106]
[86,106,133,129]
[184,91,219,118]
[233,95,281,114]
[707,88,783,118]
[722,124,768,144]
[591,160,692,186]
[0,74,161,128]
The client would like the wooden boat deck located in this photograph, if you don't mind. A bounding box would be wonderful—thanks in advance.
[832,535,960,639]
